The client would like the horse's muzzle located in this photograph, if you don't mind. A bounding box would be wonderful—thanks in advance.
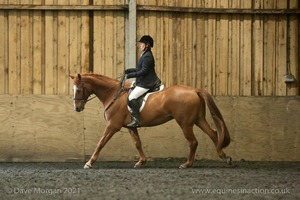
[75,107,84,112]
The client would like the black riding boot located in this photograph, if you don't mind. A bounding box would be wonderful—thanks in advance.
[127,99,140,127]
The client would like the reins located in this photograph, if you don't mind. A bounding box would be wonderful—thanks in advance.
[103,73,127,116]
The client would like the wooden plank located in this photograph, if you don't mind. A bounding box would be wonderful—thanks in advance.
[93,11,100,74]
[155,6,164,83]
[69,8,79,93]
[54,0,68,94]
[167,12,174,87]
[0,8,6,94]
[104,11,114,77]
[172,13,181,85]
[161,7,170,86]
[183,12,192,87]
[115,11,125,76]
[240,1,252,96]
[8,10,21,94]
[275,1,287,96]
[44,0,55,94]
[286,0,299,95]
[65,0,78,94]
[206,0,216,94]
[80,8,90,73]
[253,0,264,96]
[136,5,300,14]
[263,0,276,96]
[230,0,240,95]
[0,3,299,15]
[217,0,229,95]
[20,7,33,94]
[80,0,90,72]
[32,8,43,94]
[0,4,128,11]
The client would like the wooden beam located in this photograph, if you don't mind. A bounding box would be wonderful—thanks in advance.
[0,4,299,15]
[137,6,300,15]
[0,5,128,11]
[126,0,136,71]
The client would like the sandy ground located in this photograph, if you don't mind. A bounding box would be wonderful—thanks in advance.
[0,160,299,200]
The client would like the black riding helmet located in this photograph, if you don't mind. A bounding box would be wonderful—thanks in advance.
[138,35,154,48]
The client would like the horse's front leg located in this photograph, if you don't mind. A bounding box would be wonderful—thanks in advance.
[84,124,120,169]
[128,128,147,168]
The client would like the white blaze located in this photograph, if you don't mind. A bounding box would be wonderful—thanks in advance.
[73,85,78,110]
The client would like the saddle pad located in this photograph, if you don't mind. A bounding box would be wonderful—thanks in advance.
[127,84,165,113]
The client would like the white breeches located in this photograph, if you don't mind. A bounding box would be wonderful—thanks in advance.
[128,86,149,101]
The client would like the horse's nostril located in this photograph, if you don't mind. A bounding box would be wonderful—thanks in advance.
[76,108,81,112]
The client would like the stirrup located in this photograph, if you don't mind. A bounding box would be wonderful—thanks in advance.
[127,117,140,127]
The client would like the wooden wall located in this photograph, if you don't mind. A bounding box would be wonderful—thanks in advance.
[137,0,299,96]
[0,1,299,162]
[0,95,299,162]
[0,0,299,96]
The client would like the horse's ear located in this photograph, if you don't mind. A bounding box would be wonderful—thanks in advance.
[70,75,75,79]
[77,74,81,80]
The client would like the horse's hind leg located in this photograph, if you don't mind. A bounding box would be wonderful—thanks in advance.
[196,119,231,164]
[128,128,147,168]
[179,125,198,169]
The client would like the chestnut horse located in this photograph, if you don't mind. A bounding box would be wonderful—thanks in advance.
[70,73,231,169]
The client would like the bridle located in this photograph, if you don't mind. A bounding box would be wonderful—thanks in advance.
[73,81,96,110]
[73,74,126,112]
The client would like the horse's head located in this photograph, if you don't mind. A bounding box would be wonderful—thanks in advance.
[70,74,93,112]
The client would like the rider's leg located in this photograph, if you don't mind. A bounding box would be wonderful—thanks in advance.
[127,86,149,127]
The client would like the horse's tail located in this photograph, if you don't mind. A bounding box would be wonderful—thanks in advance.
[196,89,231,150]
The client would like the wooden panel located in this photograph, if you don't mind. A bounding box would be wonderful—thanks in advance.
[0,95,84,162]
[0,0,298,96]
[0,95,299,162]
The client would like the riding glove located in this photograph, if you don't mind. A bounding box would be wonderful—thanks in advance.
[125,68,136,74]
[126,72,136,79]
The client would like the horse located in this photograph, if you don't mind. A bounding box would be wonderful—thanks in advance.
[70,73,232,169]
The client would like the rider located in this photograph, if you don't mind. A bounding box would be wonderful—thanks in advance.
[125,35,161,127]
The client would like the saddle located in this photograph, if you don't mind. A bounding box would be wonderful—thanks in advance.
[127,80,164,112]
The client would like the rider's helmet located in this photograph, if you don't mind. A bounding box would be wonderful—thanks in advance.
[138,35,154,48]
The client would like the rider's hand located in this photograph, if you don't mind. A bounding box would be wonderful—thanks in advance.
[126,73,135,79]
[124,68,135,74]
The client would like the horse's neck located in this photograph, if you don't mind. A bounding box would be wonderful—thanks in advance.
[85,75,119,106]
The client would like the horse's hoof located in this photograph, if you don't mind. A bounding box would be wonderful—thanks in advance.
[179,164,189,169]
[84,163,92,169]
[134,162,144,169]
[179,165,186,169]
[226,156,232,165]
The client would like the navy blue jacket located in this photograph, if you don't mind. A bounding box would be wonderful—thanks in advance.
[126,50,160,89]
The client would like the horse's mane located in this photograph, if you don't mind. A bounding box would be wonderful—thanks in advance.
[81,73,118,83]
